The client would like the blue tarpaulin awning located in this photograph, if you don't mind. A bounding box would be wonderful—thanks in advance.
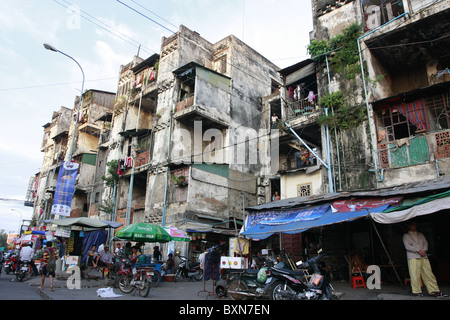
[242,205,390,240]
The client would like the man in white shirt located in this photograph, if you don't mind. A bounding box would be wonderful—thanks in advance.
[19,242,39,276]
[98,245,114,278]
[403,221,446,297]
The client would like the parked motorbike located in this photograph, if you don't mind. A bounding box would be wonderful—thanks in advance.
[222,267,273,300]
[174,256,203,282]
[16,260,31,282]
[221,255,281,300]
[269,250,337,300]
[0,252,4,275]
[116,258,153,297]
[4,253,18,275]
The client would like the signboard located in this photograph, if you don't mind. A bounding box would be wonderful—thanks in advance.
[331,197,403,212]
[7,233,19,244]
[55,227,71,238]
[51,161,79,217]
[247,204,330,228]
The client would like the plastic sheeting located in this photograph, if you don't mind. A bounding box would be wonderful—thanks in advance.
[81,230,108,264]
[370,196,450,224]
[242,205,390,240]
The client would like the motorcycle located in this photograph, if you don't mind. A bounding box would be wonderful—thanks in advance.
[174,256,203,282]
[16,260,31,282]
[4,253,18,275]
[116,258,153,297]
[220,257,278,300]
[269,250,337,300]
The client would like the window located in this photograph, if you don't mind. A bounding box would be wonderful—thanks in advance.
[376,99,427,143]
[137,134,151,152]
[297,183,312,197]
[425,94,450,131]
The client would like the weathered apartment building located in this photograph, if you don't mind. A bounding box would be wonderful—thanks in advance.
[30,1,449,255]
[81,25,282,248]
[33,90,115,224]
[264,0,450,200]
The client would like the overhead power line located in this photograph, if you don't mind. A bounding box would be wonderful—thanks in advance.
[53,0,157,55]
[115,0,177,35]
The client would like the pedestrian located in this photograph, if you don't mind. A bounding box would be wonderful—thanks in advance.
[403,221,448,297]
[123,242,132,258]
[40,241,58,291]
[114,243,122,256]
[57,239,65,259]
[153,246,161,262]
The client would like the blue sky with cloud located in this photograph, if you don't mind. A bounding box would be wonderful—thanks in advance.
[0,0,313,233]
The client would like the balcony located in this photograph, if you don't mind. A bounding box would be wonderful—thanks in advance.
[128,54,159,113]
[375,86,450,168]
[280,151,321,173]
[173,62,231,130]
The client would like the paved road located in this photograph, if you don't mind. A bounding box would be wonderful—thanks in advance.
[0,271,225,301]
[0,273,44,300]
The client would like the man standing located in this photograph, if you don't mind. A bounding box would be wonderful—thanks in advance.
[403,221,447,297]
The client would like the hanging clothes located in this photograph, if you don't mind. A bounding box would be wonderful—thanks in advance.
[203,248,221,281]
[289,87,294,100]
[125,157,133,168]
[149,70,156,82]
[233,238,250,255]
[117,160,124,175]
[308,91,316,102]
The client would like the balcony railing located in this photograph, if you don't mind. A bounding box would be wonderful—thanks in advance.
[286,99,320,120]
[176,94,194,112]
[281,153,319,171]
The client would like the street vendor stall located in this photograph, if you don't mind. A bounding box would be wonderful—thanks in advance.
[44,217,122,274]
[115,223,191,286]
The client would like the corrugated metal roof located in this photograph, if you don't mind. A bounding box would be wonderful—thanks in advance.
[247,176,450,211]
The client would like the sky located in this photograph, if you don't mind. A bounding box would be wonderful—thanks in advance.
[0,0,313,233]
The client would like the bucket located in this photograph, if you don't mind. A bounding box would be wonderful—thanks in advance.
[164,274,175,282]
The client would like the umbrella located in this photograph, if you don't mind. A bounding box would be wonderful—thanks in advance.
[116,223,171,243]
[163,226,191,242]
[44,217,122,229]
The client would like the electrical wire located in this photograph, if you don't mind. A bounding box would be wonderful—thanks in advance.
[52,0,157,55]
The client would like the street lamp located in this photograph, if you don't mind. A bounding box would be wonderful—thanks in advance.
[43,43,85,163]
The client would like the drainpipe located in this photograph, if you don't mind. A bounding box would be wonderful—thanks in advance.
[357,12,410,187]
[324,108,334,193]
[162,113,173,226]
[325,55,341,191]
[125,93,143,226]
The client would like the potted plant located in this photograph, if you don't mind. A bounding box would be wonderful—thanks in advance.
[172,175,187,187]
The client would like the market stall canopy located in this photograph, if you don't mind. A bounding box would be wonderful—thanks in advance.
[116,223,171,242]
[242,203,390,240]
[370,190,450,224]
[163,226,190,242]
[44,217,122,229]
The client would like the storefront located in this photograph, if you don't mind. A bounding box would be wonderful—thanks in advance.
[241,176,450,284]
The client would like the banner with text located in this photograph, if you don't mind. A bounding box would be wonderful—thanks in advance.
[51,161,79,217]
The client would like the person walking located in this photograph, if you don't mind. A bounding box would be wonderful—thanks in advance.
[40,241,59,291]
[403,221,447,297]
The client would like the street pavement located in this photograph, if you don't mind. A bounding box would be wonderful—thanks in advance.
[1,271,449,301]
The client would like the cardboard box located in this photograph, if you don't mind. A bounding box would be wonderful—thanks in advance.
[220,257,247,269]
